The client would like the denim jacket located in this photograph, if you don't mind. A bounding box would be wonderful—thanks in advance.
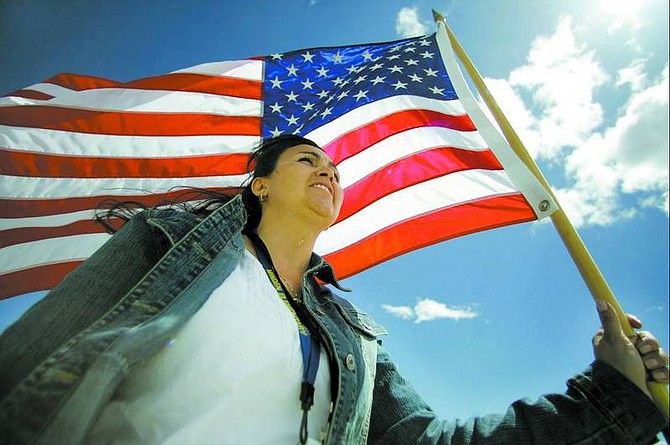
[0,195,665,445]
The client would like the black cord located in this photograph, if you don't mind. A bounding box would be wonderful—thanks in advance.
[299,409,309,444]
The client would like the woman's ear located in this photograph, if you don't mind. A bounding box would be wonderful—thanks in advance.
[251,177,266,198]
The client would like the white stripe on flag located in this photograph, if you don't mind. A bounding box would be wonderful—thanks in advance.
[338,125,488,188]
[305,95,467,146]
[0,89,263,116]
[0,82,73,101]
[0,233,110,275]
[315,169,518,255]
[0,210,96,230]
[171,60,264,80]
[0,174,248,199]
[22,82,73,97]
[2,169,517,277]
[0,126,260,157]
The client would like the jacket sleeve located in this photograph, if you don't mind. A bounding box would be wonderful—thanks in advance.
[0,211,168,400]
[368,344,665,444]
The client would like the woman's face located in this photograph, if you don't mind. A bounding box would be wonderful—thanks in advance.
[254,144,343,226]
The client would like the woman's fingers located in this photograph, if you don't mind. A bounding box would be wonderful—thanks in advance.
[636,331,670,383]
[626,313,642,329]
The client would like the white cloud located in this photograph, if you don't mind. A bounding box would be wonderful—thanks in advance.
[506,16,609,161]
[414,298,478,322]
[382,298,478,323]
[482,77,543,159]
[567,65,670,217]
[395,7,429,38]
[553,65,670,223]
[597,0,642,34]
[477,16,669,226]
[616,58,647,92]
[381,304,414,320]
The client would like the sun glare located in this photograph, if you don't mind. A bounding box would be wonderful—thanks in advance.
[597,0,643,30]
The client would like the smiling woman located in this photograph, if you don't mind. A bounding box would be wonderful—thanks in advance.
[0,135,667,445]
[252,145,342,231]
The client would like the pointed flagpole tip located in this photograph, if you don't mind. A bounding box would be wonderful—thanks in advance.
[432,9,445,23]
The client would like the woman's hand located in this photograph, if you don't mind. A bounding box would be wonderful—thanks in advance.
[592,300,669,401]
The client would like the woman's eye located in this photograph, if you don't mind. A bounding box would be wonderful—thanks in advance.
[299,157,314,165]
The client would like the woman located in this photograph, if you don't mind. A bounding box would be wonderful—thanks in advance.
[0,135,667,444]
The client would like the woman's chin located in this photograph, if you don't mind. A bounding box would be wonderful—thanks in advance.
[309,204,339,227]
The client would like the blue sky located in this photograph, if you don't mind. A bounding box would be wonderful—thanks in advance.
[1,0,668,426]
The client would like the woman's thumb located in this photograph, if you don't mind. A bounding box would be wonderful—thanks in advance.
[596,300,623,341]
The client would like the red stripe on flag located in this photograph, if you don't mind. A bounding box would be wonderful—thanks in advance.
[42,73,263,99]
[45,73,118,90]
[0,219,112,249]
[336,147,504,222]
[0,106,261,136]
[323,109,477,164]
[0,261,82,301]
[324,194,537,279]
[0,195,536,299]
[123,73,263,100]
[0,149,250,178]
[0,187,242,218]
[4,90,54,100]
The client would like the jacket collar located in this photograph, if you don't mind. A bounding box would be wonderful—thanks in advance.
[307,252,350,292]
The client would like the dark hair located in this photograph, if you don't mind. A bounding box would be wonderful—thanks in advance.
[96,135,321,234]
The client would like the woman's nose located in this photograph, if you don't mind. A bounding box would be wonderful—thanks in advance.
[318,167,335,180]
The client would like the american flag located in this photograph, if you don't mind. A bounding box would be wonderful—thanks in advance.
[0,29,554,301]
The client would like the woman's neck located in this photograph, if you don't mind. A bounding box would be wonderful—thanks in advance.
[254,218,321,285]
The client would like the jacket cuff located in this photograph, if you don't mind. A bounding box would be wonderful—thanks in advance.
[570,360,666,443]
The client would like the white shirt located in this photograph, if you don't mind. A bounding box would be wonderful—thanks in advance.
[87,249,331,445]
